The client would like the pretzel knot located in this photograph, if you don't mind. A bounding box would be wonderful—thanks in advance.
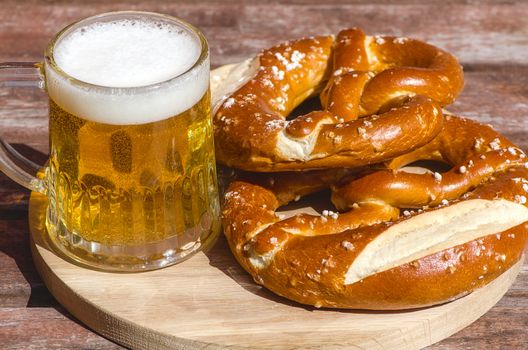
[214,28,463,171]
[222,115,528,309]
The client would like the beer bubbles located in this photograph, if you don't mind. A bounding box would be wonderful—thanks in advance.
[46,16,209,125]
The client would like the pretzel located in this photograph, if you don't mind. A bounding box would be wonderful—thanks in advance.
[222,115,528,309]
[332,114,527,210]
[214,28,463,172]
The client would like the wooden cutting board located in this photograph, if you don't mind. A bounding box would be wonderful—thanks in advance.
[29,64,523,349]
[30,190,522,350]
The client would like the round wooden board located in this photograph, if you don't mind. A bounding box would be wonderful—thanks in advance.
[30,191,523,350]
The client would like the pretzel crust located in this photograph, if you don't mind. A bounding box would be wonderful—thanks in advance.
[223,170,528,310]
[218,30,527,310]
[214,28,463,172]
[332,115,526,209]
[222,115,528,309]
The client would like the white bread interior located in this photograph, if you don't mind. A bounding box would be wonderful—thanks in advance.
[345,199,528,285]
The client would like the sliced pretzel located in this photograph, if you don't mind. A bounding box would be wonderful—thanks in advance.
[214,28,463,171]
[222,117,528,309]
[223,171,528,310]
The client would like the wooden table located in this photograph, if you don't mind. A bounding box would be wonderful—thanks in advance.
[1,1,527,349]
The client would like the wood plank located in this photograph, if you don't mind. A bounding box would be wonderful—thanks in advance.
[449,67,528,151]
[432,297,528,349]
[0,178,30,212]
[0,307,124,349]
[2,0,522,4]
[0,215,50,307]
[0,3,527,65]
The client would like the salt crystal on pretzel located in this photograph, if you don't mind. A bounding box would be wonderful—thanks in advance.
[214,28,464,172]
[219,29,528,310]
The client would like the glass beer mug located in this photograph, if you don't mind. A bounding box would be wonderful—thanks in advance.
[0,11,221,271]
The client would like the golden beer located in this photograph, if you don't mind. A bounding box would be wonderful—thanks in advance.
[47,92,218,244]
[40,12,220,270]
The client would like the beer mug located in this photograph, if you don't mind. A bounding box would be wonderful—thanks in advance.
[0,11,221,271]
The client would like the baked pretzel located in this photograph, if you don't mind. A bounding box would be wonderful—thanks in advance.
[214,28,463,171]
[333,114,527,210]
[320,29,464,119]
[222,115,528,309]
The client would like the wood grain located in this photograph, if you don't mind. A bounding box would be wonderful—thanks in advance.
[0,308,123,349]
[28,192,525,350]
[0,2,528,65]
[0,1,527,349]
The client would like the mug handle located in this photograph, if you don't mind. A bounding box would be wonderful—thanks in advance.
[0,62,47,194]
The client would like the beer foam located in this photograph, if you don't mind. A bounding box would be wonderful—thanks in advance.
[46,18,209,125]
